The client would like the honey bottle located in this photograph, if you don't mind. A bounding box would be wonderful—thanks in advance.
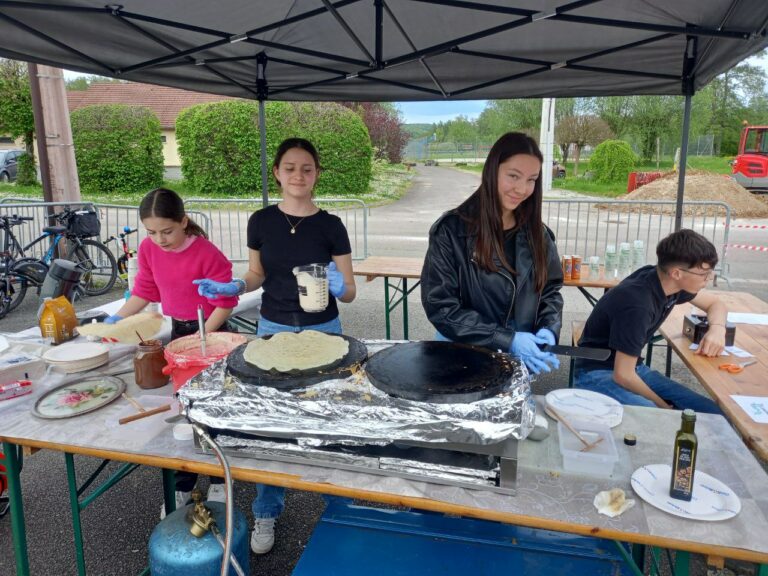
[669,409,697,501]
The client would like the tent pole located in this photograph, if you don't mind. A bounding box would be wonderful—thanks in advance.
[674,92,692,231]
[256,52,270,208]
[259,100,268,208]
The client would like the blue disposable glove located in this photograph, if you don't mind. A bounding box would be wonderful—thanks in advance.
[535,328,556,346]
[104,314,123,325]
[327,261,346,299]
[193,278,241,299]
[509,331,560,374]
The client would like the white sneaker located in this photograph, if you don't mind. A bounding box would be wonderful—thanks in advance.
[160,490,191,520]
[250,517,276,554]
[207,483,226,503]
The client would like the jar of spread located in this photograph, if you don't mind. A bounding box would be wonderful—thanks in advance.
[134,339,169,389]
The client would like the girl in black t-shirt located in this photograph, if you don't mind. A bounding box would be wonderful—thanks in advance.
[194,137,356,554]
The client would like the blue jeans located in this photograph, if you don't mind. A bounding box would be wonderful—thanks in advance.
[574,364,722,414]
[252,315,342,519]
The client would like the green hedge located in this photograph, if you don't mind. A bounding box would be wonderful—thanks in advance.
[175,100,372,197]
[71,104,164,195]
[16,152,37,186]
[589,140,637,184]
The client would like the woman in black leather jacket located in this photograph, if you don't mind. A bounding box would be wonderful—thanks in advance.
[421,132,564,374]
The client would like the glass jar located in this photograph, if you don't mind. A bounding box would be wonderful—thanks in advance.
[134,339,169,389]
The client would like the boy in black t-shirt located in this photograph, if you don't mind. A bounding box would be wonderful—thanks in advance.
[573,229,725,414]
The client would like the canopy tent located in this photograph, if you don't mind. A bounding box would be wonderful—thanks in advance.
[1,0,768,222]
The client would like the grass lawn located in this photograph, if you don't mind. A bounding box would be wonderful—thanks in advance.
[0,163,413,208]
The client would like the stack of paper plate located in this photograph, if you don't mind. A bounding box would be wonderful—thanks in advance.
[544,388,624,428]
[42,342,110,373]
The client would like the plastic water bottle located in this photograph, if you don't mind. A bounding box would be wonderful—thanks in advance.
[633,240,646,271]
[619,242,632,277]
[604,245,618,279]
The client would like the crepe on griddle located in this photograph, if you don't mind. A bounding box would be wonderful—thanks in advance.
[243,330,349,373]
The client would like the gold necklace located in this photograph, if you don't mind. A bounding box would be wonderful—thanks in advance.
[283,212,307,234]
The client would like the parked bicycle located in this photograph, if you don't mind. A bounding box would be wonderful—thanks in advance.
[1,208,118,306]
[0,214,47,318]
[103,225,138,285]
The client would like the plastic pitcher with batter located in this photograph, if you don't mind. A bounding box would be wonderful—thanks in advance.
[293,264,329,312]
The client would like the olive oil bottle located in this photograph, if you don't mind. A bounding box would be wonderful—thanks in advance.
[669,409,697,501]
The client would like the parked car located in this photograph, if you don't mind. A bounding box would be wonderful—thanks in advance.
[0,149,25,183]
[553,160,566,179]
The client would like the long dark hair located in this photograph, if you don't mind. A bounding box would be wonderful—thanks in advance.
[139,188,207,239]
[458,132,548,292]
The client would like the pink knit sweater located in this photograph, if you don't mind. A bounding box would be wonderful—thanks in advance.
[132,236,238,320]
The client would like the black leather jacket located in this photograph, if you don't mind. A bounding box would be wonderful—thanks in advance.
[421,210,564,352]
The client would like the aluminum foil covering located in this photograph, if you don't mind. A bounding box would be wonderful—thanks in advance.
[179,340,535,447]
[213,435,500,487]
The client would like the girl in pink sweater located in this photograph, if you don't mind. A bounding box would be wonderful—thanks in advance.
[106,187,237,513]
[106,188,238,339]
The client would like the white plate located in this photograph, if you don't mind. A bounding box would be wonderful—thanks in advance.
[630,464,741,521]
[43,342,109,363]
[544,389,623,428]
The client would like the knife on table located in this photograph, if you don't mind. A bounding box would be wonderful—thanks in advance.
[540,344,611,361]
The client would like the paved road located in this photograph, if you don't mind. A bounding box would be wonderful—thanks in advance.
[1,165,764,575]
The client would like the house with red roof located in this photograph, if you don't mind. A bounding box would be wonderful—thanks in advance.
[67,82,236,178]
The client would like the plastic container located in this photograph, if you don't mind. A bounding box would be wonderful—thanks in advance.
[38,296,78,344]
[40,259,82,301]
[292,263,329,312]
[558,419,618,477]
[604,245,618,279]
[163,332,247,391]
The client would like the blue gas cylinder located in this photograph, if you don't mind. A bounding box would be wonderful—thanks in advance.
[148,502,250,576]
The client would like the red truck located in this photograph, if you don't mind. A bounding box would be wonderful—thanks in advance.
[731,124,768,192]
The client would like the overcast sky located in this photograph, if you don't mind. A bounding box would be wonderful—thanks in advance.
[63,52,768,125]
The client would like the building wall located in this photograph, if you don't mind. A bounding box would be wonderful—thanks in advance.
[162,128,180,167]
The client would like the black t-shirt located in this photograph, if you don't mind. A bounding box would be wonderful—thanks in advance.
[574,265,696,372]
[247,204,352,326]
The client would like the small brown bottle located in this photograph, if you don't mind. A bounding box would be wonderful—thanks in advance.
[669,409,697,501]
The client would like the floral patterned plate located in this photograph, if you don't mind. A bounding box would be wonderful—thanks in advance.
[32,375,126,419]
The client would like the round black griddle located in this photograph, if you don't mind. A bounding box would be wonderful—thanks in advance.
[365,341,519,404]
[226,334,367,389]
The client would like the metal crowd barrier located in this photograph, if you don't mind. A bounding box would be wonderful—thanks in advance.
[0,198,209,262]
[542,199,731,283]
[183,197,369,262]
[2,196,368,263]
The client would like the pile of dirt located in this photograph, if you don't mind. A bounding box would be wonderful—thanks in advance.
[597,169,768,218]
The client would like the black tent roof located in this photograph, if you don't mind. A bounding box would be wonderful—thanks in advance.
[1,0,767,101]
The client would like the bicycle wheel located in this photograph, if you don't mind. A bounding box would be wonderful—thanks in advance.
[69,239,118,296]
[5,272,28,312]
[0,291,8,319]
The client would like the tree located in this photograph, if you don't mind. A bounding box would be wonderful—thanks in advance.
[446,115,477,144]
[476,99,541,142]
[628,95,682,162]
[555,115,613,176]
[341,102,408,163]
[593,96,633,139]
[698,63,767,155]
[0,59,37,185]
[66,75,126,91]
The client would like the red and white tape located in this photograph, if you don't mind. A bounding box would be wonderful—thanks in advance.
[722,222,768,229]
[724,243,768,252]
